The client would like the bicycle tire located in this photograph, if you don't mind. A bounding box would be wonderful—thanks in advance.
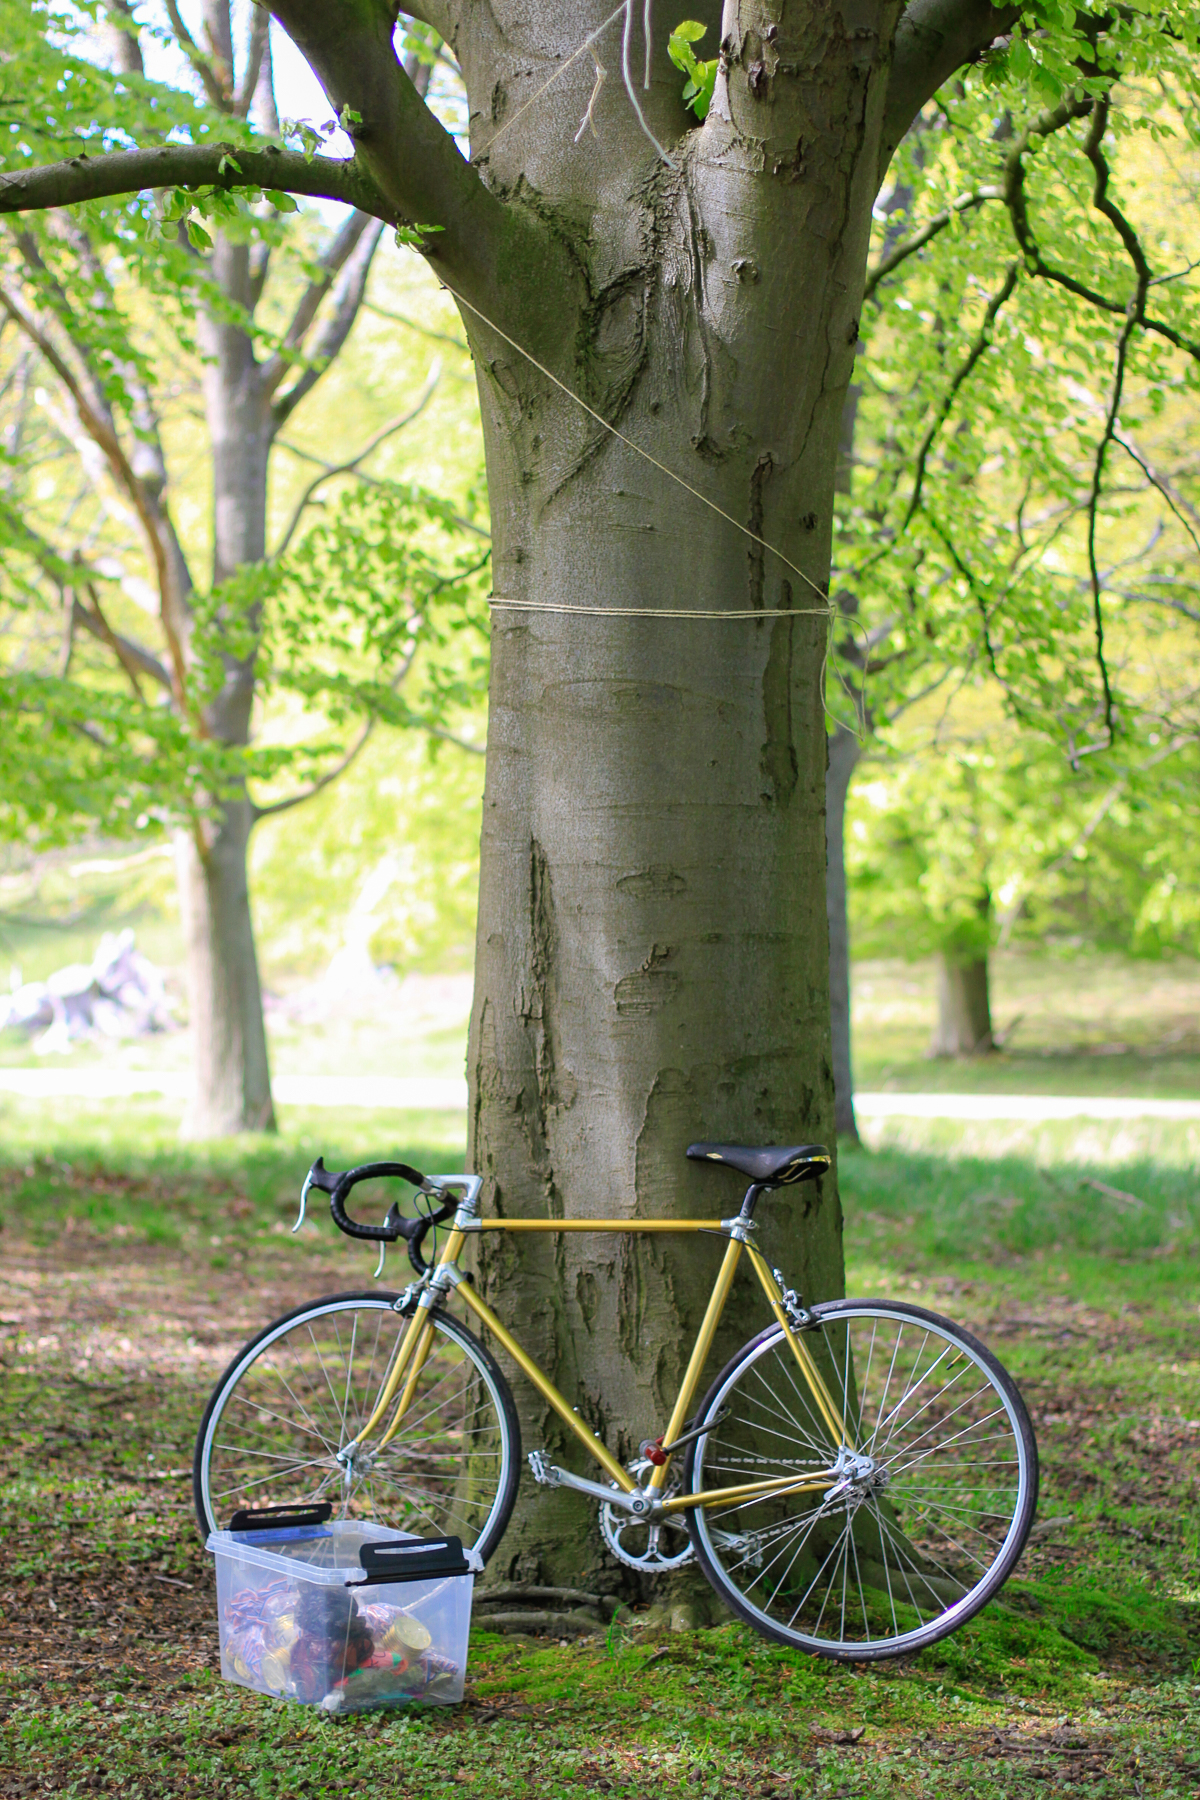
[684,1298,1038,1659]
[193,1291,520,1562]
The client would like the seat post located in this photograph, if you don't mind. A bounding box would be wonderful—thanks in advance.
[740,1182,768,1220]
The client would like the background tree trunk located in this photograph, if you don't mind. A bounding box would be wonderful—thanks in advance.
[462,5,884,1593]
[826,724,862,1139]
[175,803,275,1135]
[931,952,994,1057]
[178,237,278,1136]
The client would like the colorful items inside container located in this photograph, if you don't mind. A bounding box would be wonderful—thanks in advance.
[221,1576,461,1707]
[207,1514,476,1711]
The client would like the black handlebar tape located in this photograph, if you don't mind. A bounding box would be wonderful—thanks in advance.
[329,1163,428,1241]
[307,1156,427,1198]
[305,1158,458,1270]
[306,1158,430,1241]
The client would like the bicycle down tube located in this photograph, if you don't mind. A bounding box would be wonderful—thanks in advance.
[345,1216,853,1513]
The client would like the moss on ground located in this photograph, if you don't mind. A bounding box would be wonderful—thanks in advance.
[1,1121,1197,1796]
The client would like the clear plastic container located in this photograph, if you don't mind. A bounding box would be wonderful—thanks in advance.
[206,1506,480,1711]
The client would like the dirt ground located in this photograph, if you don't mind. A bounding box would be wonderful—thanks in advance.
[2,1220,1199,1799]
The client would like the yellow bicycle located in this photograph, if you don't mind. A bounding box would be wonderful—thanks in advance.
[194,1142,1038,1660]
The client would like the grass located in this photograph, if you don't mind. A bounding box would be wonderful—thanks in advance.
[850,951,1200,1098]
[1,1109,1198,1797]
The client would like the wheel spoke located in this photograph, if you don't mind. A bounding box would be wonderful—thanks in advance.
[689,1304,1034,1660]
[198,1301,516,1559]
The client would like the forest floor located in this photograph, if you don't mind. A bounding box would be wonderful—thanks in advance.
[0,1115,1197,1799]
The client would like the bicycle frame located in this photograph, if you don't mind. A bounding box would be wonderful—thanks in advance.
[343,1204,854,1515]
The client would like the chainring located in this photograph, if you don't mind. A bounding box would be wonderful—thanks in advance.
[598,1460,695,1572]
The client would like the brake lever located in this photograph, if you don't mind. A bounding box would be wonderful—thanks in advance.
[292,1167,316,1235]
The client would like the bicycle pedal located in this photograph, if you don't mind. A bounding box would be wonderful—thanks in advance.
[527,1450,561,1487]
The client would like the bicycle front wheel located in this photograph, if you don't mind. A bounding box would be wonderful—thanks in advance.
[194,1292,520,1560]
[685,1300,1038,1659]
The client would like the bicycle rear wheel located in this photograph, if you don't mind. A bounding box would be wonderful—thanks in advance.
[194,1292,520,1561]
[684,1299,1037,1659]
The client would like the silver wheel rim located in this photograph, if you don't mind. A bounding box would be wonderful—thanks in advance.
[199,1299,514,1554]
[689,1308,1033,1655]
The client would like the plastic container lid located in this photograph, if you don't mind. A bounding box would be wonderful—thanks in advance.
[205,1518,482,1585]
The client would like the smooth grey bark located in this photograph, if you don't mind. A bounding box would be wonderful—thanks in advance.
[443,3,884,1594]
[179,236,279,1137]
[931,953,994,1056]
[233,0,1019,1592]
[164,14,404,1137]
[826,724,862,1140]
[176,805,274,1134]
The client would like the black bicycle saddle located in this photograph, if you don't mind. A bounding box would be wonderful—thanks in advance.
[686,1142,830,1186]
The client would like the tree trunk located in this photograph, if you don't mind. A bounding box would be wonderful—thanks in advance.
[931,953,994,1057]
[179,238,277,1135]
[462,10,882,1591]
[175,801,275,1135]
[826,724,862,1139]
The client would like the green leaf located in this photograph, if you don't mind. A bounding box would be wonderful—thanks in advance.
[394,222,446,249]
[264,189,299,213]
[669,20,717,119]
[185,218,212,250]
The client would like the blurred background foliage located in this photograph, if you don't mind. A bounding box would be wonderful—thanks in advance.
[846,708,1200,964]
[0,0,1197,1099]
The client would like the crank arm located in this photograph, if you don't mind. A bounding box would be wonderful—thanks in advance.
[528,1452,657,1516]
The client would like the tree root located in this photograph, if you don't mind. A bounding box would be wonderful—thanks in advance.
[474,1608,605,1635]
[475,1584,620,1615]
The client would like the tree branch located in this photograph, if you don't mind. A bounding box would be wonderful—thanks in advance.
[272,226,385,428]
[9,228,122,449]
[261,209,376,398]
[924,509,1039,730]
[72,596,174,693]
[235,6,271,118]
[265,0,517,305]
[163,0,233,111]
[421,720,485,754]
[0,491,176,695]
[1081,96,1151,289]
[252,715,376,818]
[1003,96,1200,361]
[362,299,468,352]
[864,187,1002,303]
[76,583,146,701]
[1116,588,1200,627]
[0,144,397,226]
[0,282,191,707]
[881,0,1021,179]
[901,262,1019,531]
[1112,437,1200,558]
[270,219,384,419]
[273,368,441,558]
[1081,100,1148,750]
